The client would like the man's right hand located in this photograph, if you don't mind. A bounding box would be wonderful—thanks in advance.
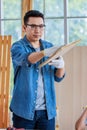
[41,46,60,57]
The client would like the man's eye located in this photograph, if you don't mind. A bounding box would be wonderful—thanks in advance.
[31,25,36,28]
[39,25,43,28]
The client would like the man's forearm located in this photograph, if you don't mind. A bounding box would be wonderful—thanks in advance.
[81,108,87,120]
[55,68,65,78]
[75,108,87,130]
[28,51,44,64]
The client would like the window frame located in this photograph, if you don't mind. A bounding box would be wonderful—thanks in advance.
[33,0,87,45]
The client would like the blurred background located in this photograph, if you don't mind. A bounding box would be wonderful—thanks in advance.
[0,0,87,129]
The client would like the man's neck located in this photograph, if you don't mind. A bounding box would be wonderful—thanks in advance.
[26,35,40,48]
[31,41,40,48]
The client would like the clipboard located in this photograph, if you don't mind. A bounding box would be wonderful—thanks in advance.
[39,39,81,68]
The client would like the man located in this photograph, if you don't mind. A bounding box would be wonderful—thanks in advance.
[10,10,65,130]
[75,107,87,130]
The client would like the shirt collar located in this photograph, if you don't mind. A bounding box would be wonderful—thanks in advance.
[23,35,45,50]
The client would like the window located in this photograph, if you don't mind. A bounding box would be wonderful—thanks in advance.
[0,0,22,42]
[0,0,22,94]
[68,0,87,45]
[33,0,87,46]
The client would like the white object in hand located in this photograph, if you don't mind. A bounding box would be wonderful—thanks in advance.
[48,56,64,68]
[42,46,60,57]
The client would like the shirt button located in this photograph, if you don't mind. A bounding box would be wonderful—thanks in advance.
[36,80,38,83]
[35,90,37,93]
[36,69,38,72]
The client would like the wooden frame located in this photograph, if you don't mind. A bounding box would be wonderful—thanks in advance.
[22,0,33,37]
[0,35,11,128]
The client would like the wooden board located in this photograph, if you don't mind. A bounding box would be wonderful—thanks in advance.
[0,35,11,128]
[39,39,81,68]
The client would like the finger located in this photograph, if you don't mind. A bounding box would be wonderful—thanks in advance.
[48,62,54,65]
[50,59,59,62]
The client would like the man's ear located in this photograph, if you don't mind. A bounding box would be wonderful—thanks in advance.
[22,25,26,32]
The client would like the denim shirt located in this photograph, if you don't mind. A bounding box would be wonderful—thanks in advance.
[10,35,65,120]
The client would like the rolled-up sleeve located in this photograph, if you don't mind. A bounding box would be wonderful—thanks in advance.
[11,42,31,66]
[54,68,66,82]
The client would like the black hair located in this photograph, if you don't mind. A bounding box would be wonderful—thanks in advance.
[24,10,44,25]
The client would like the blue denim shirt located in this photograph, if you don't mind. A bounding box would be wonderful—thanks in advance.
[10,35,65,120]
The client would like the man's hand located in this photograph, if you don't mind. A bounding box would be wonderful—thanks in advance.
[75,108,87,130]
[48,56,64,68]
[41,46,60,57]
[75,117,86,130]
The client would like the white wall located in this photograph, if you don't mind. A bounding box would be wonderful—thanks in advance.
[55,46,87,130]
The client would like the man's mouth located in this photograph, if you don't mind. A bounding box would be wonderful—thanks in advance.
[33,35,40,38]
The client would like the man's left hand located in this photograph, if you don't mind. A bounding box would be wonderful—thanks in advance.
[48,56,65,69]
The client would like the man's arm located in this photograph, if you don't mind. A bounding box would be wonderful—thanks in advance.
[75,108,87,130]
[55,68,65,78]
[28,45,60,64]
[28,51,44,64]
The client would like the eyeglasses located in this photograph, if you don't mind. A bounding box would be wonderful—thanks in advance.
[26,24,46,30]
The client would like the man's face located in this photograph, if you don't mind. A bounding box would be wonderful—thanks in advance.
[24,17,45,42]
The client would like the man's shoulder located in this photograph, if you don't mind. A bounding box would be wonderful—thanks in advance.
[11,38,25,48]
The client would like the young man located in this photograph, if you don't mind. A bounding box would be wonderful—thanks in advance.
[10,10,65,130]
